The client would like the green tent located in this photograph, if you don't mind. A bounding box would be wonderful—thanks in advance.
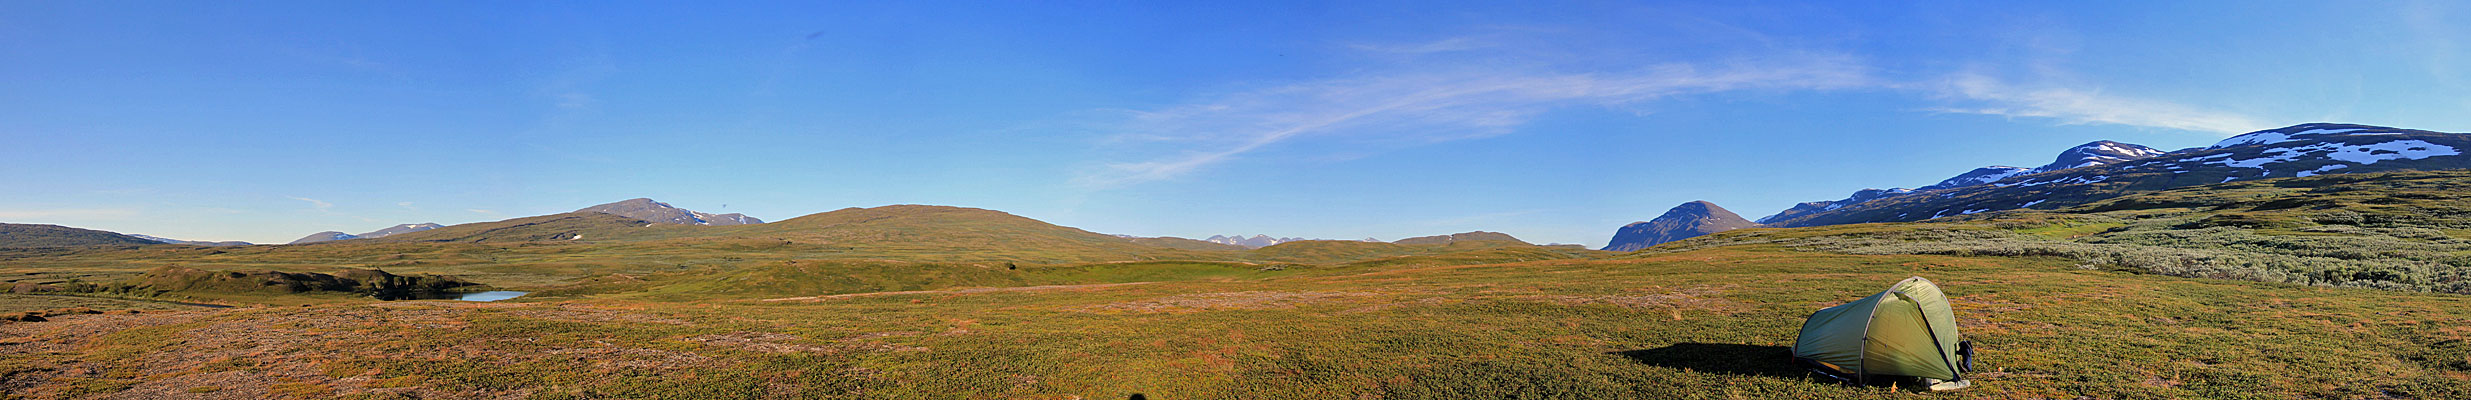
[1792,276,1974,391]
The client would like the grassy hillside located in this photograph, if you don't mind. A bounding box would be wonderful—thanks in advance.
[367,212,665,243]
[0,223,156,248]
[4,244,2463,399]
[5,184,2471,398]
[1391,231,1528,245]
[0,206,1595,294]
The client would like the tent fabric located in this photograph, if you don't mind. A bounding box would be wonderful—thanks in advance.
[1792,276,1965,382]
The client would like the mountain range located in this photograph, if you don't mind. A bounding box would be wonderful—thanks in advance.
[5,123,2464,254]
[288,223,445,244]
[282,199,757,245]
[1203,234,1308,248]
[576,198,762,226]
[125,234,252,247]
[1391,231,1528,245]
[1605,122,2471,251]
[1759,123,2469,228]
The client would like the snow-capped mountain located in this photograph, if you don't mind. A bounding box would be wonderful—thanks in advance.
[2039,141,2167,171]
[2170,123,2464,181]
[286,222,444,244]
[1920,166,2033,191]
[1755,188,1916,224]
[359,223,444,239]
[127,234,251,246]
[1757,140,2169,224]
[1203,234,1307,249]
[288,231,360,244]
[1761,123,2471,227]
[575,198,763,226]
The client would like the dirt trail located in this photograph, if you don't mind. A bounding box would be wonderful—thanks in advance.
[757,282,1154,302]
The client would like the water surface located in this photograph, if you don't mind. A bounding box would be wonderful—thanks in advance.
[446,291,528,302]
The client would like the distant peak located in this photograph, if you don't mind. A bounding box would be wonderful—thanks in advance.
[1393,231,1528,245]
[1602,201,1757,251]
[2040,141,2164,171]
[1666,200,1730,215]
[577,198,761,226]
[2266,122,2400,132]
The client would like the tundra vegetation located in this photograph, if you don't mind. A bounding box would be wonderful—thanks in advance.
[3,172,2470,399]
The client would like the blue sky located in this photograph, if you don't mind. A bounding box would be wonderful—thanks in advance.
[4,1,2467,246]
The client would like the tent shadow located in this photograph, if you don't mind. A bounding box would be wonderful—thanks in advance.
[1610,342,1807,379]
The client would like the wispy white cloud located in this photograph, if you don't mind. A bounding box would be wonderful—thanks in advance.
[0,208,140,219]
[1928,73,2271,135]
[1346,37,1494,54]
[555,92,599,110]
[1078,55,1872,187]
[288,196,334,211]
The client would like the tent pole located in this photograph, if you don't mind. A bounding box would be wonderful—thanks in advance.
[1903,291,1965,381]
[1857,290,1892,387]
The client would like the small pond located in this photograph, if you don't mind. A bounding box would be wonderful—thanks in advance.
[418,291,529,302]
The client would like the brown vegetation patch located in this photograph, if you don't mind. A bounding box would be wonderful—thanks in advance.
[1075,291,1377,314]
[1342,297,1452,314]
[688,331,926,354]
[685,332,835,354]
[760,282,1155,302]
[1516,285,1747,316]
[505,304,693,326]
[545,346,716,369]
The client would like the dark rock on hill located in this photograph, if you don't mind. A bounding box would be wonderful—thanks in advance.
[1393,231,1528,245]
[1603,201,1758,252]
[54,266,477,300]
[0,223,160,248]
[576,198,761,226]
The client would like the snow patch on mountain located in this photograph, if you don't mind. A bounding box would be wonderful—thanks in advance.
[2211,123,2426,149]
[2199,140,2458,176]
[1204,234,1309,248]
[2297,164,2350,177]
[2324,140,2460,164]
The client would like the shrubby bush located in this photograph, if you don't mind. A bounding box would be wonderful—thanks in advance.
[1767,226,2470,294]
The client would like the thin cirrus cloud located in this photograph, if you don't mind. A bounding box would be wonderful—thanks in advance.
[287,196,335,211]
[0,208,140,219]
[1928,74,2271,136]
[1076,55,1875,188]
[1077,31,2276,188]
